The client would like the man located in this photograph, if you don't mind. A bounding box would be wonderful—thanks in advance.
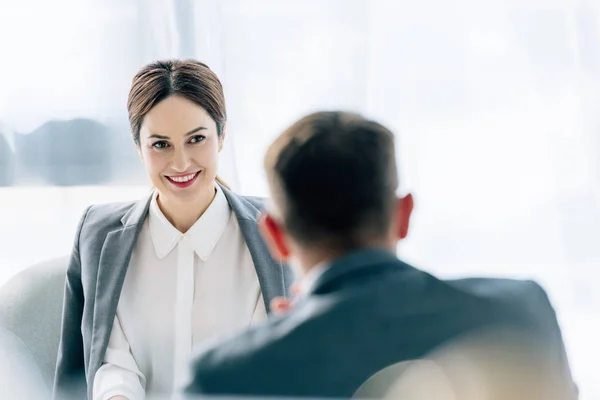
[184,111,577,398]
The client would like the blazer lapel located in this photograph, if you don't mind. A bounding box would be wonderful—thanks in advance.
[88,193,151,389]
[220,184,292,311]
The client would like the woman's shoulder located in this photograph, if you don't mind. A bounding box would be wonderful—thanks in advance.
[221,189,268,222]
[85,199,139,219]
[79,199,144,235]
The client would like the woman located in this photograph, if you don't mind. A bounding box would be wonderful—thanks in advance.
[53,60,293,400]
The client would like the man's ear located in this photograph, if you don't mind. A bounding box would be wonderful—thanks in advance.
[258,213,290,263]
[396,193,414,240]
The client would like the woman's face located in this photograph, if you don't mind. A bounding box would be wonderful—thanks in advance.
[138,95,223,206]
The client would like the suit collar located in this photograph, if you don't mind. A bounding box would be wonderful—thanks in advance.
[309,249,407,295]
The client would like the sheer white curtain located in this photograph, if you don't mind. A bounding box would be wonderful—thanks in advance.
[183,0,239,188]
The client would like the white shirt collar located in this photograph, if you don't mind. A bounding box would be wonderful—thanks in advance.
[298,263,329,296]
[148,184,232,260]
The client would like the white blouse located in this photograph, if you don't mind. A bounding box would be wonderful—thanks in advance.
[93,185,266,399]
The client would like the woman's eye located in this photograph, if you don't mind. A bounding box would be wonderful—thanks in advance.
[152,141,169,149]
[190,135,206,144]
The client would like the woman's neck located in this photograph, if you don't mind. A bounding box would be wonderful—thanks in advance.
[157,186,217,233]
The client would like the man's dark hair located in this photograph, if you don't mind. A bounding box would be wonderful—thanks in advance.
[264,111,399,251]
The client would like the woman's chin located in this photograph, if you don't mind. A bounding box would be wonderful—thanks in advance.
[158,176,216,204]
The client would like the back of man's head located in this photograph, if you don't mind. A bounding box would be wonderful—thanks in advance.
[264,111,400,253]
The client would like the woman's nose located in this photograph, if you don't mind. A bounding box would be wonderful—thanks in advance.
[171,148,191,172]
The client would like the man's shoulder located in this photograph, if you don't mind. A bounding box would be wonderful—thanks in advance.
[443,276,558,332]
[445,276,550,308]
[436,277,576,398]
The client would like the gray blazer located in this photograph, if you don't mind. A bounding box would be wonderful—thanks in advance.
[53,185,293,400]
[184,249,577,399]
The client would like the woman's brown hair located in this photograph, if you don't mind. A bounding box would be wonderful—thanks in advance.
[127,59,229,188]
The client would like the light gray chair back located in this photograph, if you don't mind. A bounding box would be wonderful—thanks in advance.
[0,326,49,399]
[0,256,68,392]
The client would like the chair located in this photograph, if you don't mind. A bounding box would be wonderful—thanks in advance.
[0,326,49,399]
[0,256,68,393]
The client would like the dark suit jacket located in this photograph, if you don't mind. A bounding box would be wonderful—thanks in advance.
[185,249,576,399]
[53,185,293,400]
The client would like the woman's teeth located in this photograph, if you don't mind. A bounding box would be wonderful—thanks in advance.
[169,173,196,182]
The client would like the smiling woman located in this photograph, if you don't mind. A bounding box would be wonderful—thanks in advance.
[129,60,229,232]
[52,59,293,400]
